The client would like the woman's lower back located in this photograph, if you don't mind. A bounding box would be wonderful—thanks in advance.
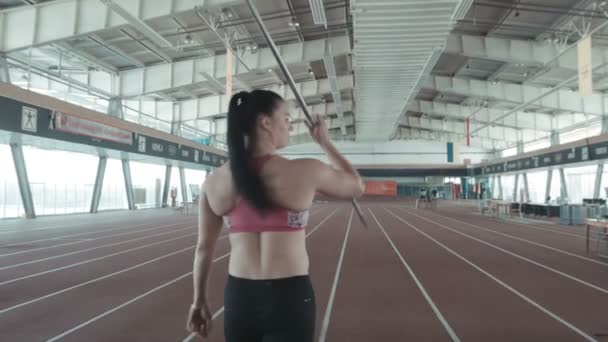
[228,231,309,279]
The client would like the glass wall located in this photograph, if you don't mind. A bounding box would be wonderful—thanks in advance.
[513,174,524,202]
[524,138,550,153]
[526,170,548,203]
[501,175,516,201]
[560,123,601,145]
[185,169,207,203]
[23,146,97,215]
[130,161,166,209]
[599,166,608,199]
[99,159,129,211]
[564,165,596,203]
[0,144,24,219]
[501,147,517,158]
[169,167,185,207]
[547,169,561,203]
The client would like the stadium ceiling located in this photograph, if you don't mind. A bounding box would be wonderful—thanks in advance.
[1,0,607,151]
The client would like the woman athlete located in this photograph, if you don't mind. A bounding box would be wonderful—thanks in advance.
[186,89,364,341]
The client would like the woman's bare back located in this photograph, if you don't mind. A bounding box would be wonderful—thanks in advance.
[205,156,319,279]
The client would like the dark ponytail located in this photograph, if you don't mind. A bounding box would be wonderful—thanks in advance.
[227,90,283,211]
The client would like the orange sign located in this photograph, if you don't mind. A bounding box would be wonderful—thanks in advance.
[364,181,397,196]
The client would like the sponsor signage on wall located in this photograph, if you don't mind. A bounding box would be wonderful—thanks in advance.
[0,95,226,167]
[53,111,133,145]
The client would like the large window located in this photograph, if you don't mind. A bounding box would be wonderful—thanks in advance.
[501,147,517,158]
[547,169,561,203]
[99,159,129,211]
[526,170,548,203]
[169,167,185,206]
[513,174,525,202]
[599,165,608,199]
[560,123,601,145]
[130,161,166,209]
[0,144,24,219]
[524,139,550,153]
[501,175,516,201]
[564,165,596,203]
[23,146,97,215]
[185,168,207,202]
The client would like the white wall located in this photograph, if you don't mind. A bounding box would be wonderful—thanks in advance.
[279,140,492,165]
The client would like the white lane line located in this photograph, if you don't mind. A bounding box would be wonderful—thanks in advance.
[0,211,164,230]
[2,209,321,248]
[0,221,189,258]
[0,231,207,286]
[406,205,591,241]
[0,210,326,269]
[0,221,155,247]
[385,208,598,342]
[0,216,195,248]
[45,253,231,342]
[0,245,195,315]
[318,209,354,342]
[0,218,129,233]
[369,209,460,342]
[0,227,198,271]
[407,208,608,267]
[398,207,608,295]
[48,208,338,341]
[0,212,174,234]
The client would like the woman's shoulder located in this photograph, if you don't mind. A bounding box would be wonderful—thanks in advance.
[205,164,233,195]
[204,164,238,215]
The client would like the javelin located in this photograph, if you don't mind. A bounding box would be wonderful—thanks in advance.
[244,0,369,228]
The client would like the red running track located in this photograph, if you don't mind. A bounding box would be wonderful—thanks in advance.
[1,199,608,341]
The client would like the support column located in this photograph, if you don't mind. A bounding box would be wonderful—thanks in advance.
[545,169,553,204]
[594,162,605,198]
[497,175,503,200]
[559,168,568,202]
[0,54,10,83]
[90,156,107,213]
[10,144,35,218]
[514,141,524,202]
[547,130,560,203]
[122,159,135,210]
[602,113,608,134]
[490,176,496,199]
[550,130,560,146]
[171,103,182,136]
[179,167,188,205]
[107,97,124,119]
[522,173,530,203]
[513,174,520,202]
[162,165,172,207]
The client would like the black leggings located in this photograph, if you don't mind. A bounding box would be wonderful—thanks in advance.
[224,274,316,342]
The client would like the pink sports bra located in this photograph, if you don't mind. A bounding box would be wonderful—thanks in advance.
[223,155,309,234]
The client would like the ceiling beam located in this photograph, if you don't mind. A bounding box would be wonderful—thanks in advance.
[99,0,175,55]
[424,75,606,116]
[118,36,350,98]
[53,42,119,75]
[399,116,522,143]
[0,0,241,53]
[409,100,554,132]
[396,126,508,150]
[324,40,347,135]
[174,75,353,121]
